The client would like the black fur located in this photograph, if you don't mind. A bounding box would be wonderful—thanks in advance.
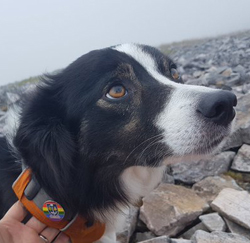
[0,137,21,216]
[0,45,177,220]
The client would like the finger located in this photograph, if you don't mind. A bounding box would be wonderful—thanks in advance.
[3,201,28,222]
[53,232,70,243]
[40,227,60,243]
[38,234,50,243]
[25,216,47,233]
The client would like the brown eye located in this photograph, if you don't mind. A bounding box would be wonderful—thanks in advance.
[171,68,179,80]
[106,85,127,99]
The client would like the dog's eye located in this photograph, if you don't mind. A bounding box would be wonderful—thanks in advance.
[106,85,127,99]
[171,68,179,80]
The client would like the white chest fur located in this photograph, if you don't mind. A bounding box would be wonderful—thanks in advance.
[121,165,166,205]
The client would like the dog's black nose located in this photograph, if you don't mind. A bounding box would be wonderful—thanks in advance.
[197,91,237,126]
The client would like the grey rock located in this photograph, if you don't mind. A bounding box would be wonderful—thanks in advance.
[193,70,203,78]
[227,73,241,86]
[181,74,192,83]
[136,232,156,242]
[177,66,185,74]
[192,175,242,204]
[191,230,250,243]
[211,188,250,230]
[199,213,226,232]
[231,144,250,172]
[170,152,235,184]
[185,78,204,86]
[221,67,232,77]
[224,218,250,240]
[215,66,230,74]
[223,93,250,150]
[183,62,209,70]
[242,83,250,94]
[170,239,192,243]
[136,218,149,232]
[238,43,248,49]
[162,173,175,184]
[180,222,208,240]
[140,184,208,236]
[233,64,247,81]
[138,236,171,243]
[162,167,175,184]
[193,53,207,61]
[117,206,139,243]
[205,72,219,85]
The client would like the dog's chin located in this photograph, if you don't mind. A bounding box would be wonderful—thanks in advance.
[194,135,225,154]
[163,136,226,166]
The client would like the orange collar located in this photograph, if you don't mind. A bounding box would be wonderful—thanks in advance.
[12,168,105,243]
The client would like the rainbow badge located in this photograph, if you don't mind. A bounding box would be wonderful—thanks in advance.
[42,200,65,221]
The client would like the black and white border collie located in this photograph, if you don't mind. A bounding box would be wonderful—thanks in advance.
[0,44,236,242]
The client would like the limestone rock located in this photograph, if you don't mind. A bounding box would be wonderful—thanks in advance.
[135,232,156,242]
[224,218,250,240]
[138,236,171,243]
[211,188,250,230]
[227,73,241,86]
[140,184,208,236]
[170,152,235,184]
[242,83,250,94]
[199,213,226,232]
[231,144,250,172]
[162,167,175,184]
[223,93,250,150]
[180,222,209,240]
[221,67,232,77]
[192,175,242,204]
[170,240,192,243]
[117,206,139,243]
[191,230,250,243]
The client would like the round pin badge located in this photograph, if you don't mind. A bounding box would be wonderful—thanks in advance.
[42,200,65,221]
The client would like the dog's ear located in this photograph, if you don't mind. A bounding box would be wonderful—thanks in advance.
[13,87,78,205]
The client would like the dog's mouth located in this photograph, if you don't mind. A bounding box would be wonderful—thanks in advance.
[162,130,228,166]
[162,138,224,166]
[193,134,226,155]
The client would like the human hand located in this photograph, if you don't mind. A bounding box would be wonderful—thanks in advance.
[0,201,69,243]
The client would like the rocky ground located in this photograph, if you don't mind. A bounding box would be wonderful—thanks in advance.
[1,30,250,243]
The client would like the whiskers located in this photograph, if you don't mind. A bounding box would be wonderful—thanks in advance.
[123,134,164,166]
[122,126,229,168]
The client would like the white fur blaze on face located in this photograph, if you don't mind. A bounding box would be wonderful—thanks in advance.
[113,44,175,87]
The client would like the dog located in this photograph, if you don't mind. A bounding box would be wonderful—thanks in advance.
[0,44,237,242]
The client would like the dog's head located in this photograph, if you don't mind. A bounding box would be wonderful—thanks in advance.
[14,44,236,216]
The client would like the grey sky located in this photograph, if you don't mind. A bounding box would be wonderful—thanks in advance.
[0,0,250,86]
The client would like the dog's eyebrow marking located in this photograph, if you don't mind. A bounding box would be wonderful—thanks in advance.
[113,44,179,88]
